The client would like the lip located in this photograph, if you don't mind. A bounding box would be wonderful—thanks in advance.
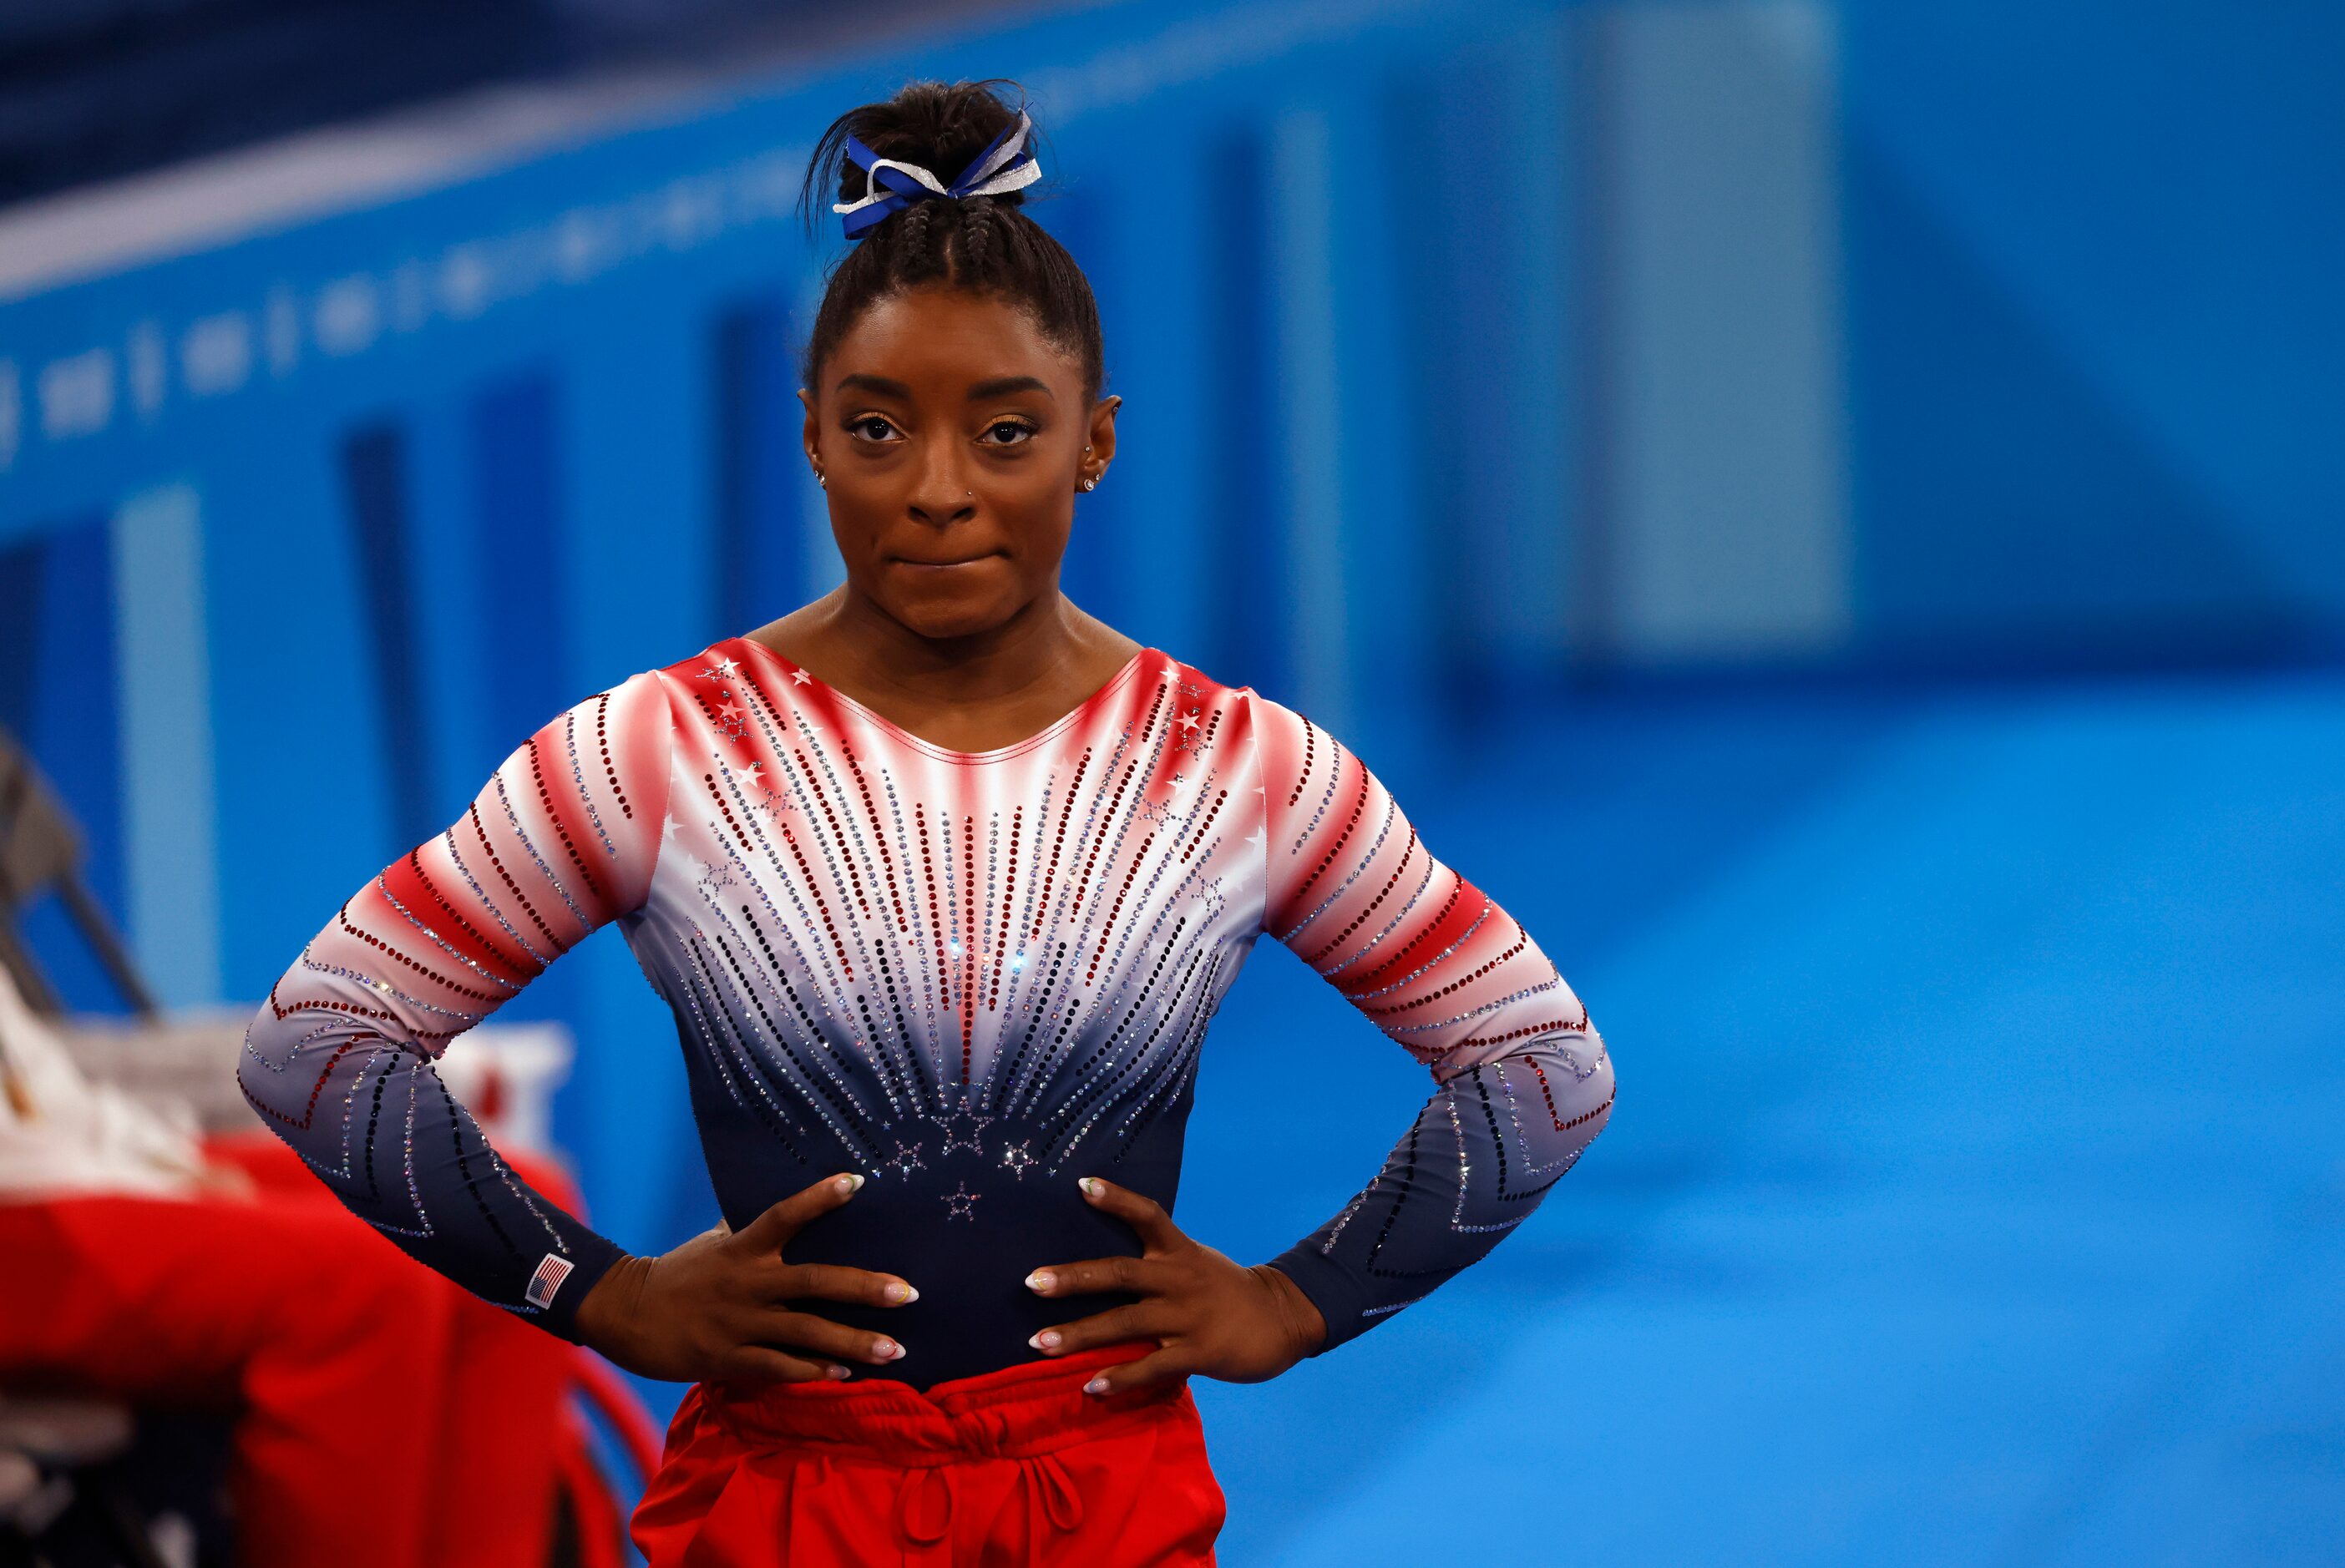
[893,551,1003,569]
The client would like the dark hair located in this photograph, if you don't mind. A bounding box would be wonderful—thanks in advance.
[798,78,1105,400]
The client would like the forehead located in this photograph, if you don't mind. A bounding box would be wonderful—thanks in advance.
[824,285,1083,395]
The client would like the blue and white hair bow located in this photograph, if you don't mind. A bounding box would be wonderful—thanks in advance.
[832,111,1043,240]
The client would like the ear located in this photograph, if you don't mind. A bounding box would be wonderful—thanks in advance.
[799,387,821,473]
[1085,393,1122,478]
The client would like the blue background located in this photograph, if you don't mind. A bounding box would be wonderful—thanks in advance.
[2,1,2339,1560]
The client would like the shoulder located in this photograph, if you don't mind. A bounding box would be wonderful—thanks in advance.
[1143,651,1286,766]
[591,638,762,725]
[1147,653,1339,779]
[534,646,720,776]
[646,638,752,691]
[1152,650,1274,726]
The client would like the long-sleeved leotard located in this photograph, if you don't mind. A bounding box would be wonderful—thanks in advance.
[240,640,1613,1383]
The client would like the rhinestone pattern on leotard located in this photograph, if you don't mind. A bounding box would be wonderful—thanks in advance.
[239,640,1613,1368]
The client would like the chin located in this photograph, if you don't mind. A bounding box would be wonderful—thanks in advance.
[884,590,1023,643]
[874,560,1030,640]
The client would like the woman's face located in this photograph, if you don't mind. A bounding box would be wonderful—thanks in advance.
[801,284,1115,643]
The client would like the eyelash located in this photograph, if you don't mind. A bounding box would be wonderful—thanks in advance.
[840,415,1040,446]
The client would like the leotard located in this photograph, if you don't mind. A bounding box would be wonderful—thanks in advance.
[239,640,1615,1388]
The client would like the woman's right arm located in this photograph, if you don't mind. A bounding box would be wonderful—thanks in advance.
[236,670,676,1343]
[241,665,920,1378]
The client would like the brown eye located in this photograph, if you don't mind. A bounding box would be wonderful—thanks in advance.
[849,415,898,442]
[981,420,1036,446]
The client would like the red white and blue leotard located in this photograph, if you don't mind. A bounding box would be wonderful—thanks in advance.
[240,640,1615,1388]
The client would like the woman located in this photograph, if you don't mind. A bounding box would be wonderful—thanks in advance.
[238,79,1615,1566]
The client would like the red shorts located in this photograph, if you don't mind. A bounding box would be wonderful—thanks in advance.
[631,1340,1225,1566]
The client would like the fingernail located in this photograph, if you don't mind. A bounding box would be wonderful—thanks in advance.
[826,1364,852,1380]
[1030,1330,1062,1352]
[837,1173,864,1194]
[1083,1376,1110,1395]
[1078,1177,1102,1199]
[884,1282,917,1304]
[874,1338,902,1360]
[1026,1270,1055,1292]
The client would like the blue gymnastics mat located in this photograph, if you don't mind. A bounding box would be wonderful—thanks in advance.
[1179,668,2345,1566]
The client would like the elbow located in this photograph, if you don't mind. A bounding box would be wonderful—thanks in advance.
[1564,1028,1615,1151]
[235,995,287,1124]
[1586,1048,1617,1141]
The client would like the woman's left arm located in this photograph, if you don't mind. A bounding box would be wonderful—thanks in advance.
[1025,691,1613,1391]
[1243,691,1616,1353]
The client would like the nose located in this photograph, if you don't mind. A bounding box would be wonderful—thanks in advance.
[906,436,977,527]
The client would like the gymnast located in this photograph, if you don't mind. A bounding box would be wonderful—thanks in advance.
[238,77,1616,1565]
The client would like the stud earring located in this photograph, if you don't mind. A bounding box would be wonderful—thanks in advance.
[1081,476,1097,493]
[814,471,827,490]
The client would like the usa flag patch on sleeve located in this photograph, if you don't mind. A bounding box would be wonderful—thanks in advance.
[525,1252,575,1310]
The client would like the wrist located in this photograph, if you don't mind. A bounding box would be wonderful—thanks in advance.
[572,1252,651,1363]
[1249,1262,1328,1363]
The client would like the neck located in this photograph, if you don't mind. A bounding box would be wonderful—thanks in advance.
[750,584,1117,711]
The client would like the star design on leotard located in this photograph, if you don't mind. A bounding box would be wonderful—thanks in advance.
[702,656,739,681]
[942,1182,980,1222]
[1181,708,1202,733]
[932,1095,994,1157]
[662,814,681,841]
[884,1140,925,1179]
[1193,876,1227,920]
[1135,797,1174,827]
[1243,824,1266,856]
[1000,1141,1037,1180]
[792,668,813,686]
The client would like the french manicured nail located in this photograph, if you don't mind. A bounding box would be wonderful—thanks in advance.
[874,1338,903,1360]
[1026,1270,1055,1292]
[836,1173,864,1194]
[1029,1329,1062,1352]
[884,1281,918,1304]
[1083,1376,1110,1395]
[1078,1177,1102,1199]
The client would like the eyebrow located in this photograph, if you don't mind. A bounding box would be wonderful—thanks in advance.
[834,373,913,397]
[830,372,1055,402]
[967,375,1054,402]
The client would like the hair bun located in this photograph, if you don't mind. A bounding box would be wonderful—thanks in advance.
[796,75,1103,402]
[816,78,1035,216]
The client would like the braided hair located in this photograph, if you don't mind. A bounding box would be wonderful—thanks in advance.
[798,79,1105,400]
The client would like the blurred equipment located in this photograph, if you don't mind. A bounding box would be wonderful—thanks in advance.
[0,0,560,209]
[0,725,154,1018]
[0,0,1025,210]
[0,725,650,1568]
